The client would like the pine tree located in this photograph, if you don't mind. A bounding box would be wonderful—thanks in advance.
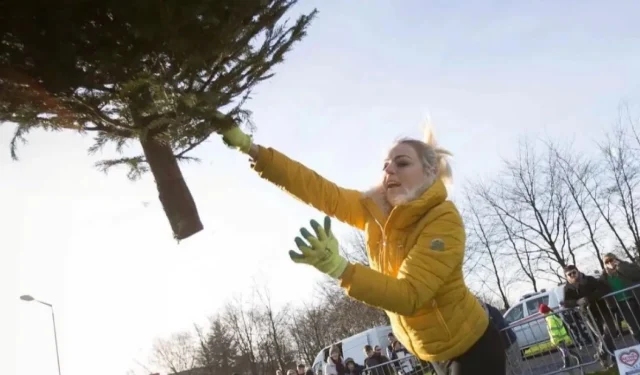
[0,0,316,239]
[199,318,238,375]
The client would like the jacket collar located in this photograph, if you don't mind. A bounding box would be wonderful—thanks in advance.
[362,179,448,230]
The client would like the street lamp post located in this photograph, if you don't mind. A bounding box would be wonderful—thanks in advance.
[20,295,62,375]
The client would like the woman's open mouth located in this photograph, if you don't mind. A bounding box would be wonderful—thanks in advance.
[386,181,401,189]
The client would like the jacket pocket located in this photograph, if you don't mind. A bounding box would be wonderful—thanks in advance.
[433,300,452,341]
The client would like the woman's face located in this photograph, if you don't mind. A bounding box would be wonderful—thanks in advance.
[604,256,619,272]
[330,352,339,360]
[383,143,431,206]
[347,363,354,370]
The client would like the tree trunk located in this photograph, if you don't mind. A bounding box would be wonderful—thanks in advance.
[140,137,203,240]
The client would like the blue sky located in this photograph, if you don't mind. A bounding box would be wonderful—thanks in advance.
[3,1,640,374]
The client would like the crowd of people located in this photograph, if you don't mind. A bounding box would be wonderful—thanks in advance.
[273,254,640,375]
[556,254,640,369]
[276,333,425,375]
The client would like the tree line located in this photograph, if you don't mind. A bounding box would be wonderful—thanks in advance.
[135,234,388,375]
[463,106,640,309]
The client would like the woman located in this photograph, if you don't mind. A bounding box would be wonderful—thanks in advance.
[325,345,346,375]
[220,125,505,374]
[344,357,365,375]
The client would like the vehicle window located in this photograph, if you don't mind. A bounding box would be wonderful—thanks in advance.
[525,295,549,316]
[504,304,524,324]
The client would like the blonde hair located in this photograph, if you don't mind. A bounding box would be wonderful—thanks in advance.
[373,125,453,275]
[395,127,453,184]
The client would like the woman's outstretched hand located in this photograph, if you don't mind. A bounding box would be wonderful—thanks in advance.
[220,126,253,154]
[289,216,349,279]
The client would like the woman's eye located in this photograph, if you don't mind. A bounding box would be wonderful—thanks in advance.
[382,162,389,170]
[397,161,409,168]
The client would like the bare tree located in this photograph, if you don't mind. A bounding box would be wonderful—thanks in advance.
[316,280,389,341]
[471,181,540,292]
[462,192,514,309]
[289,304,330,365]
[151,331,199,374]
[341,230,369,266]
[552,138,636,261]
[548,143,607,269]
[256,286,294,372]
[223,297,259,375]
[482,140,590,278]
[600,120,640,258]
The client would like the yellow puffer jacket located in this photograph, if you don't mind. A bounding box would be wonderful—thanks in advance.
[253,147,489,362]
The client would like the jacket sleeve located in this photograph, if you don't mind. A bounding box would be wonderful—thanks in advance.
[587,276,611,301]
[620,261,640,283]
[563,285,578,308]
[253,146,367,230]
[339,208,464,316]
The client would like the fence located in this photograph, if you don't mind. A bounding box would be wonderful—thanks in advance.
[364,355,437,375]
[501,307,601,375]
[344,285,640,375]
[501,283,640,375]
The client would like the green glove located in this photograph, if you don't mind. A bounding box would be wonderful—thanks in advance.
[289,216,349,279]
[220,126,252,154]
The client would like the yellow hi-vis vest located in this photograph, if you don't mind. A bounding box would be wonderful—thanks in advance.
[545,314,571,345]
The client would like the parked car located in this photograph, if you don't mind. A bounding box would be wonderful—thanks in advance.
[312,326,393,373]
[503,286,565,351]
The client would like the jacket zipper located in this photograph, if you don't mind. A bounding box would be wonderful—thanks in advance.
[433,300,452,340]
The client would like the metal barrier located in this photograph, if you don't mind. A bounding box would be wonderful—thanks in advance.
[364,355,436,375]
[501,307,601,375]
[362,284,640,375]
[589,283,640,355]
[501,283,640,374]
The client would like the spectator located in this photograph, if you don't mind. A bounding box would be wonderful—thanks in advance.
[221,125,506,374]
[391,340,410,358]
[563,264,616,368]
[344,357,365,375]
[600,252,640,343]
[539,304,580,369]
[364,345,391,375]
[288,370,297,375]
[391,341,415,374]
[325,344,346,375]
[483,302,520,375]
[305,366,314,375]
[297,364,307,375]
[386,332,397,360]
[277,370,283,375]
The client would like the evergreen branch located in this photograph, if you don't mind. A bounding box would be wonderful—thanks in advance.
[95,156,148,181]
[69,96,132,130]
[9,123,30,160]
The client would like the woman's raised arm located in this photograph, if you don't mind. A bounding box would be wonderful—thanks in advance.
[252,145,367,230]
[220,126,368,229]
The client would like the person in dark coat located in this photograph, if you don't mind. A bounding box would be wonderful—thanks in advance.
[600,253,640,343]
[483,302,519,375]
[344,358,365,375]
[385,332,397,360]
[363,345,391,375]
[563,264,616,368]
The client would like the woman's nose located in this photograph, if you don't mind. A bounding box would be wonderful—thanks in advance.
[384,163,395,174]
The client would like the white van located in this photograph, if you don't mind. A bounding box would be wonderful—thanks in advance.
[503,286,565,350]
[311,326,393,373]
